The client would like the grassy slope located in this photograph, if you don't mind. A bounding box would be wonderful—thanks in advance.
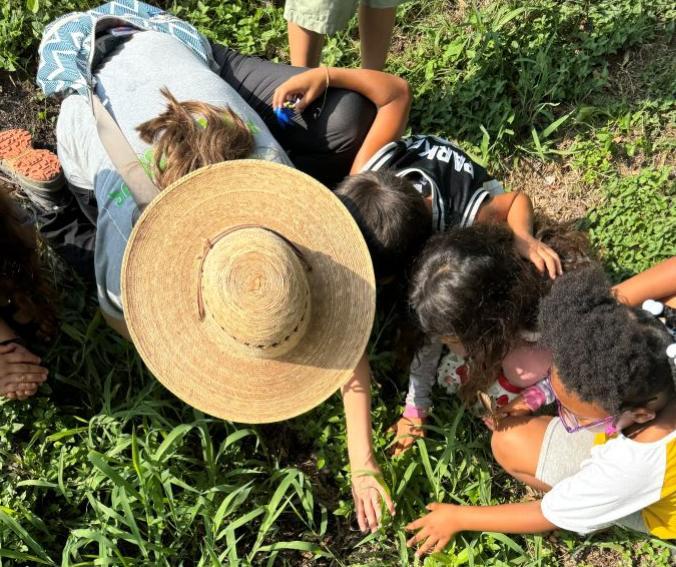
[0,1,674,565]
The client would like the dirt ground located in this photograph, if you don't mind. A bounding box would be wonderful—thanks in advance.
[0,71,60,150]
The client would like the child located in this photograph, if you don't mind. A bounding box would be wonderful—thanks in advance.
[406,267,676,555]
[388,223,591,454]
[0,190,53,400]
[284,1,404,70]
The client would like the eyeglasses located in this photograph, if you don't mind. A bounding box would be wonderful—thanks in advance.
[554,399,616,434]
[547,376,617,434]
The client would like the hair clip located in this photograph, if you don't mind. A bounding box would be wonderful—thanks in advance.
[642,299,664,316]
[642,299,676,339]
[666,343,676,360]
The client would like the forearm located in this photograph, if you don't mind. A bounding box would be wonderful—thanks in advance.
[456,501,556,534]
[350,102,409,172]
[322,68,410,172]
[613,257,676,307]
[506,192,534,238]
[476,191,534,237]
[325,68,410,113]
[405,341,445,415]
[342,352,377,469]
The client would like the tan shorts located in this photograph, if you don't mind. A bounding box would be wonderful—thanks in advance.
[284,0,406,35]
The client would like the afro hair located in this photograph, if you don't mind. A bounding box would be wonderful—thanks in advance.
[539,266,675,414]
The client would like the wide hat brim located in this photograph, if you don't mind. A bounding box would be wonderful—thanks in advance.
[121,160,375,423]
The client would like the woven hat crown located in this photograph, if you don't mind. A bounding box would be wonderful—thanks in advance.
[199,226,311,358]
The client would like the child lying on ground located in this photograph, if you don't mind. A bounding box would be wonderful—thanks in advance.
[406,266,676,555]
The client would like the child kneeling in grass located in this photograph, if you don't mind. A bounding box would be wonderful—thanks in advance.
[404,222,590,436]
[406,266,676,555]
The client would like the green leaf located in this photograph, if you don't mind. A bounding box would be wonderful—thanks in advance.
[26,0,39,14]
[0,510,54,565]
[541,111,573,139]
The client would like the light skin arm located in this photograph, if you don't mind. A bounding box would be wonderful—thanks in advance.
[342,352,395,532]
[477,192,562,278]
[613,257,676,307]
[272,67,411,173]
[406,501,556,556]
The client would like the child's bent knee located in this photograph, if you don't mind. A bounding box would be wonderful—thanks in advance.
[491,424,531,472]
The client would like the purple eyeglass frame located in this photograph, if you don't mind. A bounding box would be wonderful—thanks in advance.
[545,375,617,434]
[554,399,616,434]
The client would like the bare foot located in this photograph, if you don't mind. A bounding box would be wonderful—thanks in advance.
[0,342,48,400]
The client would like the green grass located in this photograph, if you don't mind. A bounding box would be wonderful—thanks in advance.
[1,0,675,565]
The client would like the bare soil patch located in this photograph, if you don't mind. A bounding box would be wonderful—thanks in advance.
[0,71,60,151]
[502,156,601,222]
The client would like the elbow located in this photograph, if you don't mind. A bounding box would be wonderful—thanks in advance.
[396,76,412,111]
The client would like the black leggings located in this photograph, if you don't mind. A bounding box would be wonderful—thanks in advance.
[45,45,376,276]
[211,44,376,188]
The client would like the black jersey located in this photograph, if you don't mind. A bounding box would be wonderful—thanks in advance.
[361,135,503,232]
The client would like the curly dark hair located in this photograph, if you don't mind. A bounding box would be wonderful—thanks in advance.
[0,190,56,334]
[409,220,592,402]
[335,170,432,281]
[539,267,675,414]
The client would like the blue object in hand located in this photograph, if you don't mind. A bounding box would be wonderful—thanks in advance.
[274,100,297,127]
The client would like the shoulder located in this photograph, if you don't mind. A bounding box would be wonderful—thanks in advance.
[540,433,672,533]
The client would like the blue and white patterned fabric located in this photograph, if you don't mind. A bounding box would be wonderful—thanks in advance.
[36,0,214,98]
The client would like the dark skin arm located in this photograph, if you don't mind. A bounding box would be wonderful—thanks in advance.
[406,501,556,556]
[477,191,562,278]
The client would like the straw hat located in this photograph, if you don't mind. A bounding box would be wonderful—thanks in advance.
[121,160,375,423]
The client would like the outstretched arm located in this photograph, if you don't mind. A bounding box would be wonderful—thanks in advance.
[273,67,411,173]
[342,352,395,532]
[477,192,562,279]
[406,501,555,556]
[613,257,676,307]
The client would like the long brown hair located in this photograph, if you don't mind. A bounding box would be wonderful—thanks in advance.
[0,188,56,334]
[136,87,254,190]
[410,219,594,403]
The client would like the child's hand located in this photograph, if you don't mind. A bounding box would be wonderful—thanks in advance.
[514,233,562,279]
[388,415,426,457]
[498,394,533,417]
[351,463,395,533]
[272,68,327,113]
[484,395,533,431]
[406,503,460,556]
[0,342,48,400]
